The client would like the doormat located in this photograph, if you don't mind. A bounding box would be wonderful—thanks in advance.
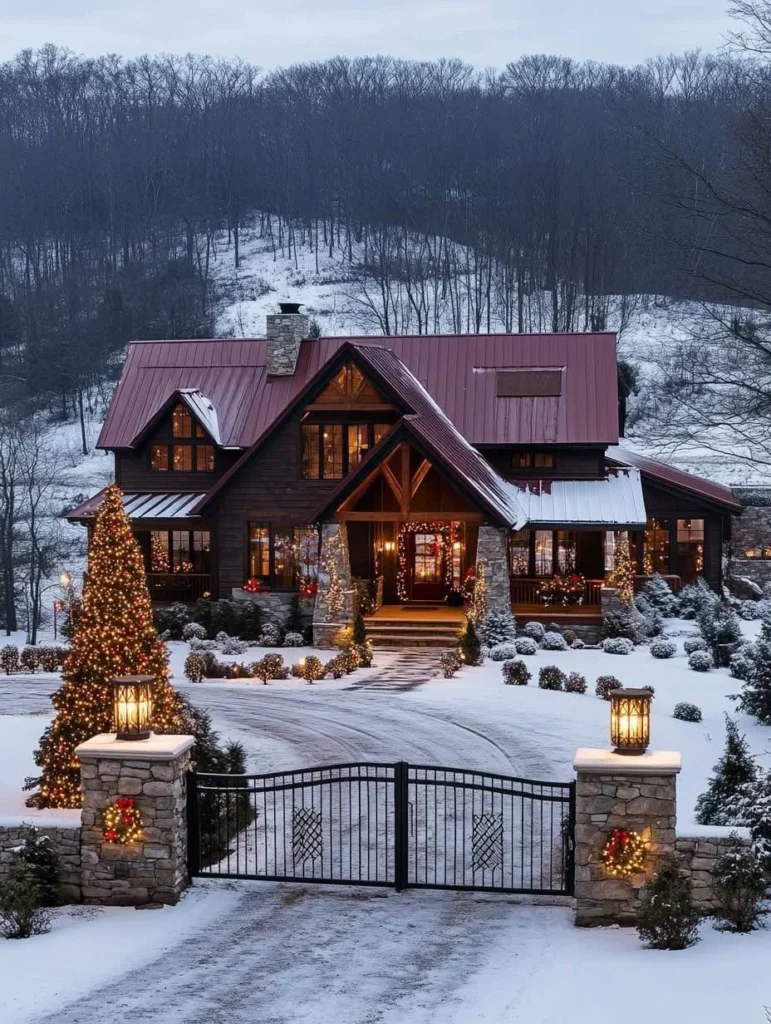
[401,606,440,612]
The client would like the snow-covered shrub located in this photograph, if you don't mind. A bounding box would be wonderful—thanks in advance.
[679,577,720,620]
[684,637,708,655]
[650,638,677,659]
[636,858,701,950]
[712,840,767,932]
[0,645,19,674]
[738,600,762,621]
[11,827,60,908]
[699,604,743,663]
[729,645,755,681]
[440,650,462,678]
[522,621,545,642]
[182,622,207,641]
[502,659,531,686]
[283,632,304,647]
[302,655,325,682]
[673,702,702,723]
[756,598,771,620]
[220,636,248,655]
[324,655,347,680]
[564,672,587,694]
[563,629,577,647]
[637,574,680,617]
[257,624,283,647]
[19,647,37,673]
[634,597,663,637]
[0,859,52,939]
[37,648,59,673]
[184,653,206,683]
[153,601,190,639]
[595,675,622,700]
[251,653,289,683]
[514,636,538,656]
[538,665,566,691]
[642,684,656,700]
[571,638,586,649]
[189,637,218,652]
[695,717,757,826]
[738,617,771,724]
[602,610,643,643]
[602,637,634,655]
[541,631,568,651]
[480,646,490,660]
[688,650,713,672]
[478,610,517,648]
[489,643,518,661]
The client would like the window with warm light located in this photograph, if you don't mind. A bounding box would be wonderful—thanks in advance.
[534,530,553,576]
[150,404,214,472]
[249,525,270,580]
[514,451,554,470]
[149,531,210,575]
[301,422,391,478]
[644,519,670,574]
[151,444,169,471]
[509,530,531,576]
[247,524,320,589]
[674,519,704,581]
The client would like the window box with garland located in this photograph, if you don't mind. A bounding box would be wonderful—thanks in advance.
[150,403,216,473]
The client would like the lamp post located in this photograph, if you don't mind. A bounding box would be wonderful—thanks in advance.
[609,688,652,755]
[112,676,153,741]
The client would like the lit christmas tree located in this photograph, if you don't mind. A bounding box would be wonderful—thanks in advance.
[607,534,635,607]
[26,483,180,808]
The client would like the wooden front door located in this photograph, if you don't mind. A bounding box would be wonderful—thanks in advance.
[407,531,447,602]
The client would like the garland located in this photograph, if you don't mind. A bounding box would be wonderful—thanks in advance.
[539,572,585,606]
[396,521,459,602]
[601,828,645,878]
[103,797,144,845]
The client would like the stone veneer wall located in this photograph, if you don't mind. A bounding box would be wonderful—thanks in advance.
[475,526,510,616]
[0,825,82,903]
[78,737,193,906]
[231,589,315,630]
[675,832,751,910]
[313,523,354,648]
[727,490,771,591]
[265,312,309,376]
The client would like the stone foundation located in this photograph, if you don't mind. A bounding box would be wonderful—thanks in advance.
[675,830,752,910]
[76,733,194,906]
[574,748,680,927]
[0,824,82,903]
[231,588,315,630]
[475,525,510,617]
[727,490,771,592]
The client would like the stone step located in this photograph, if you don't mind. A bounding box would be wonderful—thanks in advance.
[367,632,456,648]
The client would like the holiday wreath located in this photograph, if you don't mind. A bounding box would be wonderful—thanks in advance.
[103,796,144,844]
[601,827,645,878]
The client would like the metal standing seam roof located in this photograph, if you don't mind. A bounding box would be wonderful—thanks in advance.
[177,390,221,445]
[66,491,206,521]
[506,469,647,526]
[98,331,620,450]
[606,446,742,512]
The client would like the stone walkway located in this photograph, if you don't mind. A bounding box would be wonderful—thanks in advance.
[345,650,440,692]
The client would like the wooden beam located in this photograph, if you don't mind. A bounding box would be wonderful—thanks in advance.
[410,458,431,498]
[336,511,484,522]
[338,467,384,512]
[400,443,411,515]
[381,463,403,504]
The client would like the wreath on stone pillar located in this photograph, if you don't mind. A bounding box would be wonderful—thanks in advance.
[601,828,645,877]
[103,796,144,844]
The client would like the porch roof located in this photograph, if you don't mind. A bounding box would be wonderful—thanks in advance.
[505,468,647,527]
[66,490,206,522]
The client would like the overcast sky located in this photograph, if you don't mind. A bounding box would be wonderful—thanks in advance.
[0,0,732,68]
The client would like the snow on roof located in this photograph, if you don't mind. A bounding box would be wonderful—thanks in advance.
[66,490,206,521]
[607,446,741,512]
[506,469,647,526]
[178,389,221,445]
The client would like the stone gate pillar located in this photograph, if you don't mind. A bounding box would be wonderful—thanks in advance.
[475,525,510,617]
[574,748,680,926]
[76,733,195,906]
[313,522,354,647]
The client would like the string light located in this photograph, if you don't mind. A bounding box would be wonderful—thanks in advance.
[607,533,635,606]
[396,521,460,602]
[103,797,144,844]
[601,828,646,878]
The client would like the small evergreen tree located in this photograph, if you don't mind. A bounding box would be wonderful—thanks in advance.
[637,574,679,617]
[694,716,757,825]
[0,860,51,939]
[712,838,767,932]
[352,611,367,645]
[607,534,634,606]
[699,603,742,663]
[636,857,701,950]
[286,594,305,636]
[739,617,771,725]
[459,617,483,666]
[478,610,517,648]
[723,771,771,871]
[12,828,60,907]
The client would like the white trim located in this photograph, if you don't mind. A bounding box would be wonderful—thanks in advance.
[75,733,195,761]
[573,747,681,775]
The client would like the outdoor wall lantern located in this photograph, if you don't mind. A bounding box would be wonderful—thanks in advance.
[609,688,651,755]
[112,676,153,740]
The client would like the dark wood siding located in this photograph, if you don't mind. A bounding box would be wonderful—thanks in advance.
[480,446,606,480]
[642,480,727,590]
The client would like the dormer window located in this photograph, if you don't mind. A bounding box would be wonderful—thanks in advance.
[172,404,206,439]
[515,451,554,470]
[152,403,215,472]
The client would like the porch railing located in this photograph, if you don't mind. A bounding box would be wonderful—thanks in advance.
[510,578,604,607]
[353,575,385,615]
[147,573,211,603]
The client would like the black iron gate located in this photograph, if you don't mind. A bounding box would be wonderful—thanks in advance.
[187,762,575,896]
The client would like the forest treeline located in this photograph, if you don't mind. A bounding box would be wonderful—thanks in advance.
[0,42,767,420]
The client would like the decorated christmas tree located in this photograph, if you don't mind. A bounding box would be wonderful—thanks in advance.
[607,534,635,607]
[26,483,180,808]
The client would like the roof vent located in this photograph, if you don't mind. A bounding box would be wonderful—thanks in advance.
[496,368,563,397]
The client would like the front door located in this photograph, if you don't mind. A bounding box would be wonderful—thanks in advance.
[408,531,447,602]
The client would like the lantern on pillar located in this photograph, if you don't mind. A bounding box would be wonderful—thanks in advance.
[112,676,153,740]
[609,688,651,755]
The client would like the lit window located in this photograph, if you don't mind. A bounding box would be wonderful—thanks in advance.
[675,519,704,582]
[294,527,320,581]
[534,530,553,576]
[347,424,370,470]
[272,529,295,588]
[151,445,169,471]
[171,531,193,573]
[644,519,670,574]
[374,423,390,445]
[322,425,344,479]
[556,530,577,573]
[515,452,554,469]
[509,530,530,576]
[172,405,193,438]
[191,532,211,573]
[150,531,170,572]
[172,445,193,472]
[196,445,215,472]
[249,525,270,579]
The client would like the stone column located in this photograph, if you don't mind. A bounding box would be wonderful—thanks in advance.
[475,525,510,617]
[76,733,195,906]
[574,747,681,926]
[313,522,355,647]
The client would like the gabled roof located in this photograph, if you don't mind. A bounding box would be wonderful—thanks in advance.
[606,446,742,513]
[98,331,619,450]
[506,469,647,526]
[178,390,221,445]
[66,490,206,522]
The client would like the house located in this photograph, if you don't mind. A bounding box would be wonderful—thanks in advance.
[67,304,741,645]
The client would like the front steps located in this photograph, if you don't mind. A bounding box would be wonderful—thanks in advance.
[363,615,462,649]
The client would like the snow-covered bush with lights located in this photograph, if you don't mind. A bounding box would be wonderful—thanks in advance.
[283,632,304,647]
[257,624,283,647]
[182,622,207,641]
[595,675,623,700]
[538,665,566,690]
[184,653,206,683]
[219,635,249,655]
[522,621,545,642]
[602,636,634,655]
[637,574,680,617]
[514,636,538,656]
[440,650,462,678]
[673,702,702,722]
[541,631,568,651]
[683,637,708,655]
[0,645,19,675]
[502,659,531,685]
[489,643,518,661]
[688,649,713,672]
[565,671,587,694]
[650,638,677,659]
[478,610,517,648]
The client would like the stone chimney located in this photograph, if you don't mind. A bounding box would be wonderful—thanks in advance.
[266,302,310,376]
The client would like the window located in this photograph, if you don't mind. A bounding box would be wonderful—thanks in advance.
[514,451,554,469]
[151,445,169,471]
[149,530,210,574]
[272,528,295,589]
[644,519,670,575]
[534,530,553,576]
[295,527,320,582]
[249,525,270,579]
[172,405,193,438]
[674,519,704,582]
[196,445,215,472]
[414,533,443,583]
[604,531,634,572]
[173,445,193,472]
[556,530,577,573]
[150,531,170,572]
[301,422,392,478]
[509,530,531,575]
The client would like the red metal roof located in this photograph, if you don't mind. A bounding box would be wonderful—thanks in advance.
[98,332,619,450]
[606,447,742,512]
